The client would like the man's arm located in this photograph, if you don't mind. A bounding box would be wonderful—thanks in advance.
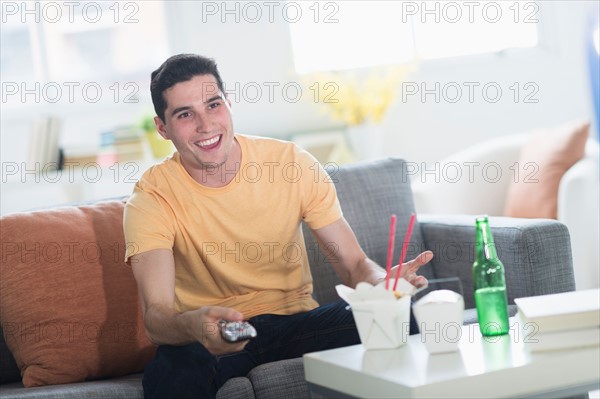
[311,218,433,288]
[130,248,247,354]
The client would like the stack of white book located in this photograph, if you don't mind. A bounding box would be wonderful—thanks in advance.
[27,116,61,170]
[514,289,600,352]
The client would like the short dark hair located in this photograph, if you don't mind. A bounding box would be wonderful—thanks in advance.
[150,54,225,121]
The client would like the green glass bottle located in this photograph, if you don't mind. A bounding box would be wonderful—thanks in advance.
[473,216,509,336]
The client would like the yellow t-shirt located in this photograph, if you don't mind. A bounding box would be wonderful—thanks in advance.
[123,134,342,318]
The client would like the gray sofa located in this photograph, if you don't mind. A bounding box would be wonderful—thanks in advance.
[0,158,578,399]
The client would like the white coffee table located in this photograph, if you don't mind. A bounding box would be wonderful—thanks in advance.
[303,321,600,398]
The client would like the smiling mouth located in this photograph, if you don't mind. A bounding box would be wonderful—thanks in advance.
[195,135,221,150]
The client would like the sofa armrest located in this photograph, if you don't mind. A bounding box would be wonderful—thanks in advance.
[557,151,600,290]
[418,214,575,309]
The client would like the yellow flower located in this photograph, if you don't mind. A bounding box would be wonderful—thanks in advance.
[305,65,414,126]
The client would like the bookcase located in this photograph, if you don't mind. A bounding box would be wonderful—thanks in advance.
[1,160,153,215]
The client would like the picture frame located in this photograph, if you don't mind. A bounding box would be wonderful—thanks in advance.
[290,128,354,165]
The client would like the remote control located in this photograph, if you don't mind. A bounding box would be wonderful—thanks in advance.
[219,320,257,343]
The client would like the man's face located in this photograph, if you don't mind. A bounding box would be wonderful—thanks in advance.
[155,74,235,172]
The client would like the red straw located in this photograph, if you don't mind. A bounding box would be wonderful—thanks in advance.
[385,214,397,290]
[393,213,416,291]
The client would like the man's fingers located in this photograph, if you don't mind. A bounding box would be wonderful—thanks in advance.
[412,275,428,288]
[404,251,434,270]
[204,306,244,322]
[415,250,434,265]
[199,306,250,356]
[395,251,434,279]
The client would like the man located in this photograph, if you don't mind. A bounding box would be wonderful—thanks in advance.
[124,54,433,399]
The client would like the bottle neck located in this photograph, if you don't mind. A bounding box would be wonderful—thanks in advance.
[475,218,498,261]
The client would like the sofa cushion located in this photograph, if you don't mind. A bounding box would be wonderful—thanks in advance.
[247,358,310,399]
[0,200,155,387]
[217,377,256,399]
[504,121,590,219]
[0,373,144,399]
[304,158,433,305]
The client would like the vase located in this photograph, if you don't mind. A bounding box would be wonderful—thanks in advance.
[145,130,175,159]
[346,123,385,162]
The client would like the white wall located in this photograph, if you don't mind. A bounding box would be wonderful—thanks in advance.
[162,1,336,136]
[1,0,598,211]
[384,1,597,163]
[163,0,597,162]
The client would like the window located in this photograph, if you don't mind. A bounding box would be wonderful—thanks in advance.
[289,1,540,74]
[289,1,415,73]
[1,1,168,106]
[1,19,39,82]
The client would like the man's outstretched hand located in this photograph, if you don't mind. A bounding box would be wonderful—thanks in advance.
[390,250,434,289]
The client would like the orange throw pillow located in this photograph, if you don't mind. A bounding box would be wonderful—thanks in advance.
[504,121,590,219]
[0,200,155,387]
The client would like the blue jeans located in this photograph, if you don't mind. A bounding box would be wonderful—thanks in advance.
[142,300,418,399]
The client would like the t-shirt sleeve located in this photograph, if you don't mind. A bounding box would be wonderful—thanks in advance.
[296,147,343,230]
[123,183,176,263]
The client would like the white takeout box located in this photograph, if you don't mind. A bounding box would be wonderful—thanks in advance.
[412,290,465,354]
[336,280,416,350]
